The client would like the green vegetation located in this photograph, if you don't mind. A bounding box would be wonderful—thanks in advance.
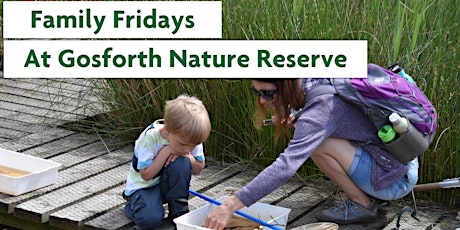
[82,0,458,208]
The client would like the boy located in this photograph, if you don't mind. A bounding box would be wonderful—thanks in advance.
[123,94,211,229]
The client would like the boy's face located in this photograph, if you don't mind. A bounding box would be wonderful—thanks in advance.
[167,132,197,156]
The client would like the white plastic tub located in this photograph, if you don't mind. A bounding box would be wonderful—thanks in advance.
[174,195,291,230]
[0,148,61,196]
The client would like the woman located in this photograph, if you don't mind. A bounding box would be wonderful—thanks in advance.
[204,79,419,229]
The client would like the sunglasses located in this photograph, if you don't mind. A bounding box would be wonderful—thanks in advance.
[251,86,277,100]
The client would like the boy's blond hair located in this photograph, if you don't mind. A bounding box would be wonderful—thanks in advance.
[164,94,211,144]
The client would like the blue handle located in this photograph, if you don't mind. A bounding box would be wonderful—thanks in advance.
[188,189,283,230]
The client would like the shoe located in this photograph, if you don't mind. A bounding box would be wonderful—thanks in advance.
[167,199,190,220]
[316,197,378,224]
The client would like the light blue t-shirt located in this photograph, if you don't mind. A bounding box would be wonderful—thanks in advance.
[124,119,205,196]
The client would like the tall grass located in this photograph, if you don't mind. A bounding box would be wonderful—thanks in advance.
[87,0,458,207]
[90,79,282,167]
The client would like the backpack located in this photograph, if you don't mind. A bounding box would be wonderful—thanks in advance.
[306,63,437,164]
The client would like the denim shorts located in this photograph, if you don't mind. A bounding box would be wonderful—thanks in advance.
[347,147,419,200]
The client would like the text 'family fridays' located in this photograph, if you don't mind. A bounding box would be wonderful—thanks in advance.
[31,9,194,35]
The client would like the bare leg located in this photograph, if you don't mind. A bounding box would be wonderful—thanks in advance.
[311,137,371,207]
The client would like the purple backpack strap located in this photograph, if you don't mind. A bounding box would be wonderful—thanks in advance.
[305,83,337,102]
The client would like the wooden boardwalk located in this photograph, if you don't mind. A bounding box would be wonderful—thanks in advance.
[0,78,458,230]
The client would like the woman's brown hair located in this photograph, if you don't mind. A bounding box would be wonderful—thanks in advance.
[252,79,304,141]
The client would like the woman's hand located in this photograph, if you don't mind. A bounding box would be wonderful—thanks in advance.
[272,114,297,128]
[285,113,297,128]
[203,205,233,230]
[203,195,245,230]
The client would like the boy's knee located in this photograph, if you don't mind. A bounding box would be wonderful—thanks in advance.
[168,157,192,173]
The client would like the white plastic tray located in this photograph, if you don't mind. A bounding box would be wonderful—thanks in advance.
[174,195,291,230]
[0,148,61,196]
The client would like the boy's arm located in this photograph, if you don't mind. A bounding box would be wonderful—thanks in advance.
[186,153,205,175]
[139,146,170,181]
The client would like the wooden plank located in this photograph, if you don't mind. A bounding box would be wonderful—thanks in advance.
[0,107,21,119]
[0,146,132,214]
[0,79,100,102]
[0,117,48,134]
[50,78,98,87]
[0,101,87,122]
[82,206,133,230]
[48,185,126,230]
[0,79,53,91]
[13,164,130,223]
[85,208,176,230]
[6,78,97,90]
[275,184,335,228]
[0,128,75,152]
[190,162,242,192]
[45,79,105,99]
[0,108,64,127]
[0,137,9,144]
[47,141,115,169]
[430,211,460,230]
[122,225,144,230]
[0,127,29,140]
[0,79,104,119]
[0,93,103,118]
[20,132,100,159]
[1,87,104,116]
[14,79,103,103]
[289,194,401,230]
[258,181,304,205]
[0,79,60,96]
[381,206,446,230]
[30,79,99,93]
[0,85,99,108]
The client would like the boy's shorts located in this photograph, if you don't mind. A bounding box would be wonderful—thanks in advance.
[347,147,418,200]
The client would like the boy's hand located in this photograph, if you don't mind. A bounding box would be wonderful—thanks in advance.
[165,152,190,167]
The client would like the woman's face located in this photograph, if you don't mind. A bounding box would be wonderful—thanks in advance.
[251,80,277,108]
